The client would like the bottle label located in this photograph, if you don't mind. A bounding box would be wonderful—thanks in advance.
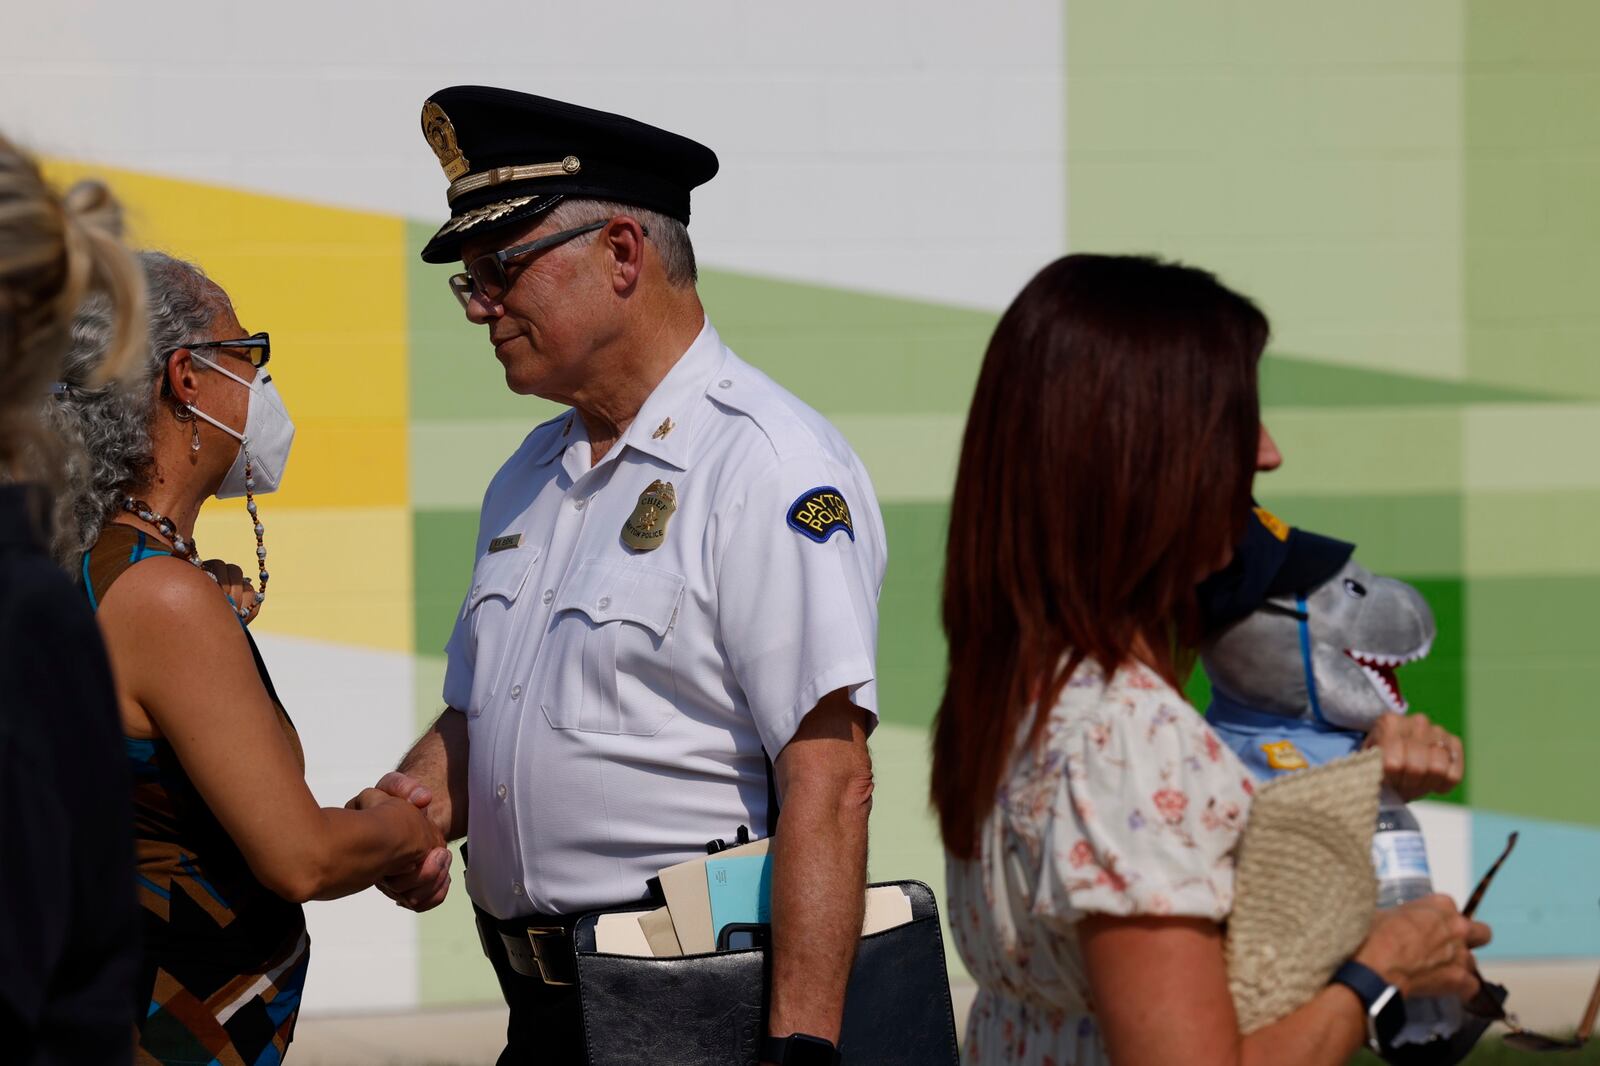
[1372,830,1432,882]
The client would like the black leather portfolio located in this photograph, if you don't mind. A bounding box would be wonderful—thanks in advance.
[572,879,961,1065]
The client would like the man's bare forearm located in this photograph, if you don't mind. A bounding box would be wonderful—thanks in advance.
[766,695,874,1046]
[399,708,471,841]
[767,789,869,1041]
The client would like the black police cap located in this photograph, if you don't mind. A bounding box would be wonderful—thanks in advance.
[417,86,719,264]
[1196,506,1356,633]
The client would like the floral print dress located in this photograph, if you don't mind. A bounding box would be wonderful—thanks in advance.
[947,659,1257,1065]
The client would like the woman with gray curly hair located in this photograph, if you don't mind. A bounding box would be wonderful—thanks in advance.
[1,132,144,1066]
[48,251,445,1065]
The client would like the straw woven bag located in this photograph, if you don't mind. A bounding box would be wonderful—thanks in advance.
[1226,748,1383,1033]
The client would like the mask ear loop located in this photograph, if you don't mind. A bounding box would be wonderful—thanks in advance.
[1296,594,1329,727]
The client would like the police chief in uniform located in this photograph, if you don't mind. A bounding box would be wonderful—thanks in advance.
[363,87,886,1066]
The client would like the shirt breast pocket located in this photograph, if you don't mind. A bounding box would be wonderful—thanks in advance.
[538,559,684,736]
[462,547,538,715]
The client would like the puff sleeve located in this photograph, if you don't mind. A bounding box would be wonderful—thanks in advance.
[1020,672,1257,924]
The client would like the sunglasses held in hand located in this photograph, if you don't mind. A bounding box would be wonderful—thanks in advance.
[1460,832,1600,1051]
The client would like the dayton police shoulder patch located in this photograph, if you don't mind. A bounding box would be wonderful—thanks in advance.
[787,486,854,544]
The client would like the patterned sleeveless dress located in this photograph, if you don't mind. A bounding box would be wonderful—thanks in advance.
[83,525,310,1066]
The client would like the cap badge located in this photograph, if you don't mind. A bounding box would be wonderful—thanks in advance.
[1253,505,1291,543]
[652,417,675,440]
[622,480,677,552]
[421,99,471,181]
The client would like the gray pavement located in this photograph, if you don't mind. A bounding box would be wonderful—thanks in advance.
[289,962,1594,1065]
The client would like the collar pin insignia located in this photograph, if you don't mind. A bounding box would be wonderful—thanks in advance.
[652,417,675,440]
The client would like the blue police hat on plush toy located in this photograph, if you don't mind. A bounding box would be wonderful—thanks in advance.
[1196,505,1355,634]
[417,85,720,264]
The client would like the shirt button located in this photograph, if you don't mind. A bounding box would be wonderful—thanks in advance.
[510,683,523,700]
[496,783,508,800]
[513,882,524,897]
[472,584,481,596]
[718,378,733,389]
[542,589,554,605]
[573,498,587,511]
[597,596,611,610]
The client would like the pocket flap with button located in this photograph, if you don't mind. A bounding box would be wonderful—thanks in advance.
[554,559,685,637]
[467,546,538,611]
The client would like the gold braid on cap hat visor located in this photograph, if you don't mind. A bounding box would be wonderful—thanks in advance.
[447,156,582,206]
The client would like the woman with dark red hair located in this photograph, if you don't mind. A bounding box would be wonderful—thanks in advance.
[933,255,1486,1065]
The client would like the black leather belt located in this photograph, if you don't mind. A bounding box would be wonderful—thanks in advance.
[474,904,585,986]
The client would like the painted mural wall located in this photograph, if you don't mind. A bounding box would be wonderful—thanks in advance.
[4,0,1596,1014]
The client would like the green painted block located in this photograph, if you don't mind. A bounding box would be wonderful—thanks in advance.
[1464,2,1600,399]
[414,654,447,733]
[1258,408,1462,496]
[1466,491,1600,578]
[1254,493,1462,577]
[699,269,995,416]
[876,503,948,730]
[410,653,504,1006]
[411,421,547,511]
[868,721,966,982]
[407,219,563,422]
[414,508,480,657]
[1402,577,1466,805]
[1067,0,1471,382]
[417,837,505,1008]
[1262,356,1549,408]
[1466,576,1600,827]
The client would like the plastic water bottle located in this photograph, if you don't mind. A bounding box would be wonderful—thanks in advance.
[1373,791,1434,908]
[1372,787,1462,1045]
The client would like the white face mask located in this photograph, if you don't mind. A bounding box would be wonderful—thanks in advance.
[186,354,296,499]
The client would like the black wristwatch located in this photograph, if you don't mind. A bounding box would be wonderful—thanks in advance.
[1330,960,1407,1054]
[762,1033,842,1066]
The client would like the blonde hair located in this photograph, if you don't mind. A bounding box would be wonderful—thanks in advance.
[0,134,145,514]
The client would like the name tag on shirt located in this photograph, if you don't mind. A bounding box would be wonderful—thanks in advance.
[488,533,523,553]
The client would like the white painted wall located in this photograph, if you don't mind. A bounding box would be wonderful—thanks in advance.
[0,0,1065,312]
[252,634,420,1012]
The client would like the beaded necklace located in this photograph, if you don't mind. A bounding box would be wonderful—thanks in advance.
[121,469,269,606]
[122,496,201,564]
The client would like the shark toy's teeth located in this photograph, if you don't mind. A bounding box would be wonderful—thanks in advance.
[1344,644,1428,714]
[1356,662,1409,713]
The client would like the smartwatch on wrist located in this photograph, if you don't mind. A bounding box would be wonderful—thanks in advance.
[1329,960,1407,1054]
[761,1033,842,1066]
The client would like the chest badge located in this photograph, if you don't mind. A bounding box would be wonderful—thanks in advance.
[1261,739,1309,772]
[622,480,677,552]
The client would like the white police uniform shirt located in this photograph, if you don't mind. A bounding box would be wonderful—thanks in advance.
[443,319,886,919]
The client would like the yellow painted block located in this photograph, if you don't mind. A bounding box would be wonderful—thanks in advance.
[41,159,407,510]
[194,504,412,653]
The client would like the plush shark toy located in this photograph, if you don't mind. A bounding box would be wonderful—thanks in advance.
[1197,508,1502,1066]
[1198,510,1436,779]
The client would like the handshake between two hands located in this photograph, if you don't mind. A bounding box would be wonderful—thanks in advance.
[345,772,455,912]
[327,711,1463,919]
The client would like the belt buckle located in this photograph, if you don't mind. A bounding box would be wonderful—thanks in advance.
[526,925,574,987]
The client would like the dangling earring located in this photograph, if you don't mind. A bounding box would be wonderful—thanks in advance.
[174,402,200,452]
